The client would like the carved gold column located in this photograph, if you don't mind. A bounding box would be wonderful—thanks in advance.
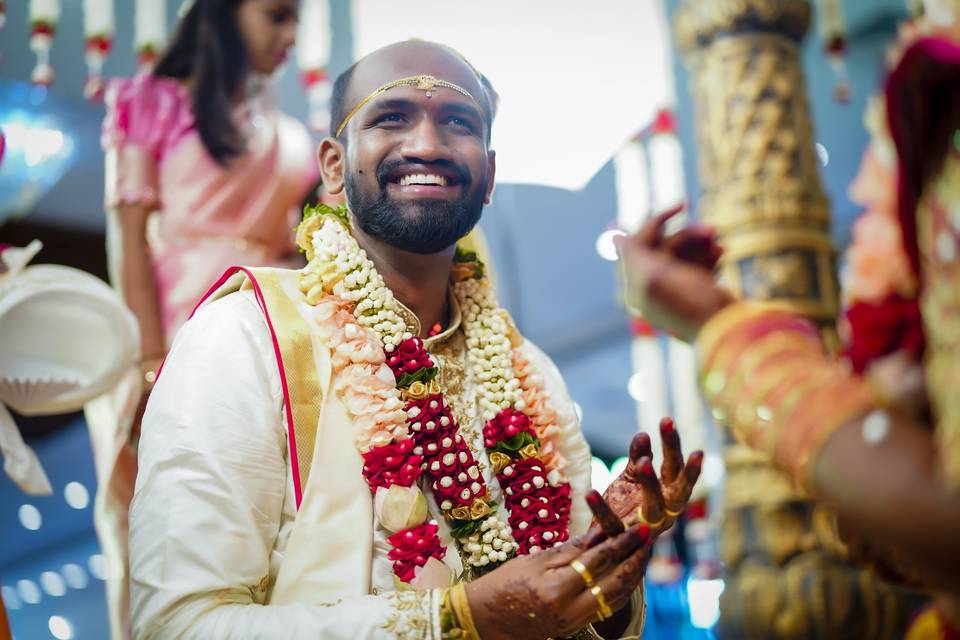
[674,2,919,637]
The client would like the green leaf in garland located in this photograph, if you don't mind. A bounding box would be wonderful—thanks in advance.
[490,432,539,456]
[449,519,483,539]
[302,202,350,227]
[453,246,477,263]
[453,245,486,278]
[396,366,439,388]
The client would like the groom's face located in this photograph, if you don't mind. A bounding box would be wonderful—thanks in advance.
[321,42,496,254]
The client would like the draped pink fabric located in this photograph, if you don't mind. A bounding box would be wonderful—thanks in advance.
[102,73,318,342]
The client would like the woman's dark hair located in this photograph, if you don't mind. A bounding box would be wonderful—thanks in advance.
[153,0,248,166]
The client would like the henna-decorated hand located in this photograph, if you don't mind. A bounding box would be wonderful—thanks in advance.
[615,204,734,342]
[465,515,652,640]
[602,417,703,536]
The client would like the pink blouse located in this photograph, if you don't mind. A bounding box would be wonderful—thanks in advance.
[102,73,318,344]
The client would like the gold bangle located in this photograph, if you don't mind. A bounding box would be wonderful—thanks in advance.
[715,336,814,419]
[569,559,596,588]
[635,506,665,529]
[590,585,614,621]
[451,583,481,640]
[665,506,684,518]
[694,300,776,360]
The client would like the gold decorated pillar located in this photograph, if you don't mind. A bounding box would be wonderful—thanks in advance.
[674,1,919,637]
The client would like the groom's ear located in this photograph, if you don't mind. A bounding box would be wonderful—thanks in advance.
[318,138,346,196]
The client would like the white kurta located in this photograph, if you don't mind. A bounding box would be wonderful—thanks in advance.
[130,288,643,639]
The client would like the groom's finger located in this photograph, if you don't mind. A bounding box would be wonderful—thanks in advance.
[631,457,665,526]
[659,417,684,484]
[624,432,653,481]
[586,490,626,538]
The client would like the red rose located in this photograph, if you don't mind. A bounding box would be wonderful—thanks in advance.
[483,408,535,448]
[497,457,548,496]
[387,337,435,378]
[387,522,445,583]
[843,294,925,374]
[502,485,569,554]
[549,483,572,524]
[406,395,457,445]
[427,440,485,509]
[361,438,423,491]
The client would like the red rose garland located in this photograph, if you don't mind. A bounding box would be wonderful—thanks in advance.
[300,206,572,582]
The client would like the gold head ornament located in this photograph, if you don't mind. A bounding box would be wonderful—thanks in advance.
[335,74,483,137]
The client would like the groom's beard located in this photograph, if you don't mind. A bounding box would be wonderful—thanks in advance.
[345,159,487,255]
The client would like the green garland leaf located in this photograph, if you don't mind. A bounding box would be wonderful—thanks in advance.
[449,519,483,539]
[453,246,478,263]
[453,245,486,279]
[302,202,350,227]
[396,367,439,388]
[490,432,539,456]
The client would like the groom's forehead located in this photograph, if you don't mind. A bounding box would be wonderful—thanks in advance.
[345,42,486,111]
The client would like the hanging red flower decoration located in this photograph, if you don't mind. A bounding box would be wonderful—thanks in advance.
[386,522,445,583]
[361,438,422,490]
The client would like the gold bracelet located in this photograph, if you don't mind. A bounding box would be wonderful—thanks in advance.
[695,301,777,361]
[702,329,818,404]
[715,335,816,418]
[698,305,819,380]
[759,370,836,456]
[777,380,877,488]
[440,583,480,640]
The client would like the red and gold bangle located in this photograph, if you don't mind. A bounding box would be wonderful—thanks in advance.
[732,348,825,422]
[696,300,880,491]
[700,317,821,402]
[695,301,780,358]
[697,301,819,374]
[777,380,877,488]
[755,367,837,455]
[719,336,822,409]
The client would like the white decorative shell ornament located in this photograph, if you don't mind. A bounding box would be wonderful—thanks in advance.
[0,242,139,494]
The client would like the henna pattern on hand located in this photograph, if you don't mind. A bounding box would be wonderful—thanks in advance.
[487,577,571,639]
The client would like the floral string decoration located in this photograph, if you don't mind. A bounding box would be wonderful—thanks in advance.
[29,0,60,86]
[296,204,572,584]
[83,0,115,101]
[134,0,167,70]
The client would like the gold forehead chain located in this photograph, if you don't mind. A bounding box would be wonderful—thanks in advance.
[335,74,482,137]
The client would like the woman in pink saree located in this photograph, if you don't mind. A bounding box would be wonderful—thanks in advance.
[86,1,317,637]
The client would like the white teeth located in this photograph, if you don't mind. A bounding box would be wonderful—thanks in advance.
[398,173,448,186]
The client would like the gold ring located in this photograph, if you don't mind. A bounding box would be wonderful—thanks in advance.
[590,585,614,620]
[636,506,665,528]
[569,559,596,588]
[665,506,684,518]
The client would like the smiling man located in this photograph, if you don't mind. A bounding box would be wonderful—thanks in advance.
[128,40,701,640]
